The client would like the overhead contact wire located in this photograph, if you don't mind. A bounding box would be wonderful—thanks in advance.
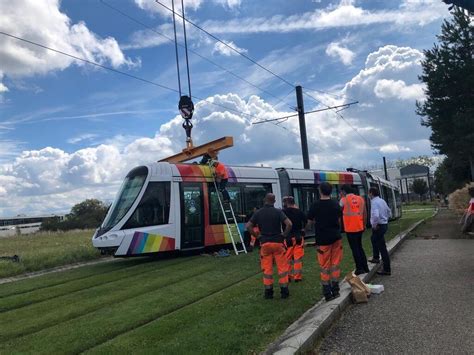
[154,0,295,88]
[100,0,293,109]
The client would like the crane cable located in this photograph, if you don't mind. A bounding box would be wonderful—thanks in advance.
[171,0,182,97]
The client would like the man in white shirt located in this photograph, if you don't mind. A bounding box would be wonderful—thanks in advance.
[369,187,392,275]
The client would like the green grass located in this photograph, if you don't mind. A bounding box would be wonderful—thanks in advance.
[0,211,433,354]
[402,202,436,211]
[0,230,101,278]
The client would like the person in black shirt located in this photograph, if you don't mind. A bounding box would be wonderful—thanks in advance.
[282,196,307,282]
[247,193,292,299]
[307,182,343,301]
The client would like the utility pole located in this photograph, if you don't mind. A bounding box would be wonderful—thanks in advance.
[295,85,310,169]
[383,156,389,180]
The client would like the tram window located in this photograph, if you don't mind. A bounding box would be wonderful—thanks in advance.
[331,184,340,200]
[209,185,243,224]
[382,186,395,211]
[122,182,171,229]
[293,185,319,214]
[103,166,148,230]
[243,184,271,219]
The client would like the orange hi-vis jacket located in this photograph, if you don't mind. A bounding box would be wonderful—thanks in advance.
[214,162,228,179]
[341,194,365,232]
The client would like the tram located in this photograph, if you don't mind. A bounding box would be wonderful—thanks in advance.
[92,162,401,256]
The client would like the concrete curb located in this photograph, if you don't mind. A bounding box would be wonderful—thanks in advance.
[264,210,438,355]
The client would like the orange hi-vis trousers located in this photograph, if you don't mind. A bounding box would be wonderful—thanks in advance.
[260,242,289,289]
[285,237,304,281]
[316,239,343,285]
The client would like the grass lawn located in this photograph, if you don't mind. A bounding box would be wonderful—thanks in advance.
[0,210,434,354]
[0,230,101,278]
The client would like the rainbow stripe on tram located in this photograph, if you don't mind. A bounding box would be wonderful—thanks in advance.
[314,171,354,184]
[127,232,176,255]
[176,164,237,183]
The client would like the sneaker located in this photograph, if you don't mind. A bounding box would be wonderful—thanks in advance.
[332,290,340,299]
[280,287,290,299]
[368,258,380,264]
[354,269,366,275]
[376,270,391,276]
[264,289,274,299]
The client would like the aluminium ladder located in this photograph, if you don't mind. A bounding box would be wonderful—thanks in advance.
[212,178,247,256]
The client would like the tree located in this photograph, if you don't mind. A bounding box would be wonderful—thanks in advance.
[411,179,429,201]
[40,199,109,231]
[416,8,474,182]
[434,156,471,194]
[64,199,109,230]
[395,155,436,169]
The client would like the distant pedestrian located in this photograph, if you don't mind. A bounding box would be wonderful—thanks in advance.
[246,193,292,299]
[340,185,369,275]
[307,182,343,301]
[282,196,307,282]
[369,187,392,275]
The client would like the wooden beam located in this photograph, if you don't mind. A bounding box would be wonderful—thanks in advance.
[159,136,234,163]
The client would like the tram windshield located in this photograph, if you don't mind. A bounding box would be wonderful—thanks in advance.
[101,166,148,232]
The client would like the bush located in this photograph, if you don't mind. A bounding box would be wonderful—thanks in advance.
[448,183,474,214]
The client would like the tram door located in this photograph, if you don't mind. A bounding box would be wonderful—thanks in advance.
[181,183,204,249]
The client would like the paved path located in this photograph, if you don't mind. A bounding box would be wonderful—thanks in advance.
[317,209,474,353]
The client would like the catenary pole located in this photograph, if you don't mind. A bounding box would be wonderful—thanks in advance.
[383,156,389,180]
[295,85,310,169]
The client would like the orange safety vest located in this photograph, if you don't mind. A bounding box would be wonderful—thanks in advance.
[341,194,365,232]
[215,162,229,179]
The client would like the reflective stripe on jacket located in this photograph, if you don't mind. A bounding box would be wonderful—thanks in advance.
[341,194,365,232]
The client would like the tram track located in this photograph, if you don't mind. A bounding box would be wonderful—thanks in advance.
[80,269,262,354]
[0,257,195,313]
[0,256,260,353]
[0,258,149,298]
[0,259,222,342]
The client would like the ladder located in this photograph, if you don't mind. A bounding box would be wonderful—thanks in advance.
[212,178,247,255]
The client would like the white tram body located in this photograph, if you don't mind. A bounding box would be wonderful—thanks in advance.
[92,162,401,257]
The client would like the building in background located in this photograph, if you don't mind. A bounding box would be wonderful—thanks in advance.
[0,215,65,237]
[370,164,434,202]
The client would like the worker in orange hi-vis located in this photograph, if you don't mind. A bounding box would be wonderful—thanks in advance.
[339,184,369,275]
[210,159,230,202]
[307,182,343,302]
[282,196,307,282]
[246,193,292,299]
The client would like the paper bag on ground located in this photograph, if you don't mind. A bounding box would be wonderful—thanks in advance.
[344,271,371,303]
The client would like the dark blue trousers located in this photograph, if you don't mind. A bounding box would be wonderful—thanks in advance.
[371,224,390,272]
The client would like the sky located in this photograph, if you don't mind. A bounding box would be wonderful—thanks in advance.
[0,0,451,217]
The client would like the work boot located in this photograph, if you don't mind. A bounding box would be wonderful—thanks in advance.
[331,281,340,299]
[280,287,290,299]
[323,285,334,301]
[264,288,274,299]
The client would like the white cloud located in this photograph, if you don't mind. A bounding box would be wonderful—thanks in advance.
[199,0,449,34]
[0,0,138,94]
[374,79,425,101]
[0,44,436,216]
[212,40,247,56]
[67,133,99,145]
[134,0,241,17]
[379,144,411,153]
[326,42,355,65]
[0,82,8,93]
